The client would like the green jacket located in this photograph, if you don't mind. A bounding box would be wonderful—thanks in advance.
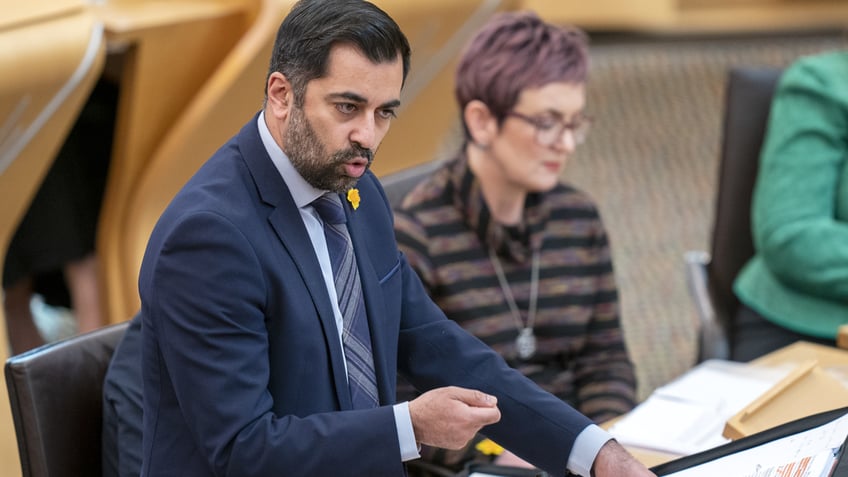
[734,50,848,339]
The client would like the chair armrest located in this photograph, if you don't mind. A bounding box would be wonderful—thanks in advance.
[684,250,730,362]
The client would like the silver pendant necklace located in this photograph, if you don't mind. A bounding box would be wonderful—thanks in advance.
[489,248,540,360]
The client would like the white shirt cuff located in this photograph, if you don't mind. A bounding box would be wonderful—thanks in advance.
[393,401,421,462]
[568,424,613,477]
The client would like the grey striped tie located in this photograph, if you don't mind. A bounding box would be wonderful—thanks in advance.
[312,193,379,408]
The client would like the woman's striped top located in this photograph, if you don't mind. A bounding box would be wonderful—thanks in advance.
[393,154,636,423]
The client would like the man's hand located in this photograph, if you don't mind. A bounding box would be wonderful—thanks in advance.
[408,386,501,449]
[591,439,657,477]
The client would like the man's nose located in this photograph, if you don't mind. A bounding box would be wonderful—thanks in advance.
[350,116,378,151]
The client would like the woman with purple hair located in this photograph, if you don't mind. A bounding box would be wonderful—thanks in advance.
[394,11,638,472]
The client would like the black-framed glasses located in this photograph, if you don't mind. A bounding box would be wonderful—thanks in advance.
[506,111,592,147]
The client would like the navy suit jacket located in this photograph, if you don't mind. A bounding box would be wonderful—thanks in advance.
[138,115,593,476]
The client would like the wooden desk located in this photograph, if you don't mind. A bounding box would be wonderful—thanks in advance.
[92,0,255,323]
[629,447,681,469]
[752,340,848,370]
[614,342,848,468]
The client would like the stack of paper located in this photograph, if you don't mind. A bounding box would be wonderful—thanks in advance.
[609,360,793,456]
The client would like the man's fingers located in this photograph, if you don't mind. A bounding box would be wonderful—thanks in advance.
[448,387,501,426]
[408,387,504,449]
[450,387,498,408]
[468,404,502,426]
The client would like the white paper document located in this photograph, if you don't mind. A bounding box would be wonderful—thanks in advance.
[664,412,848,477]
[609,360,793,456]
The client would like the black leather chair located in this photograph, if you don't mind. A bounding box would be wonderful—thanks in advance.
[684,66,783,363]
[4,321,129,477]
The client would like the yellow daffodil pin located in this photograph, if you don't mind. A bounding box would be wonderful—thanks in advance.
[347,188,360,210]
[475,438,504,456]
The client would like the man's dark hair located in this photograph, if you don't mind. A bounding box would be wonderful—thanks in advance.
[267,0,411,107]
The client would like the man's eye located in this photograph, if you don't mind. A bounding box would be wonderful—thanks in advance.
[378,109,397,120]
[336,103,357,114]
[534,120,557,130]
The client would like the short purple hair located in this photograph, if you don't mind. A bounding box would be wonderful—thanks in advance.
[455,11,589,136]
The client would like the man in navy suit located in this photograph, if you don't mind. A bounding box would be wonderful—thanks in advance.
[137,0,656,475]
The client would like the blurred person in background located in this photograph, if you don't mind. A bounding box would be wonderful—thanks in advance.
[394,10,637,472]
[3,78,118,353]
[732,50,848,361]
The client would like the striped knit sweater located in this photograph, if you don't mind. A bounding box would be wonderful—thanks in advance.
[393,154,636,424]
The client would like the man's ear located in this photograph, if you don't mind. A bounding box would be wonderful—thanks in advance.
[463,99,497,148]
[266,72,293,119]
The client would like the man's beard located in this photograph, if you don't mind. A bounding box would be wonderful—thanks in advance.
[284,106,374,193]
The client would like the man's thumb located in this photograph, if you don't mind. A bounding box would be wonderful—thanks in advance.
[459,389,497,408]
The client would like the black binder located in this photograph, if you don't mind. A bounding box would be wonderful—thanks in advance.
[461,463,548,476]
[652,407,848,476]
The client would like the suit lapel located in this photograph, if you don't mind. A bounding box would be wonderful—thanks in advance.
[238,118,352,410]
[266,208,353,409]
